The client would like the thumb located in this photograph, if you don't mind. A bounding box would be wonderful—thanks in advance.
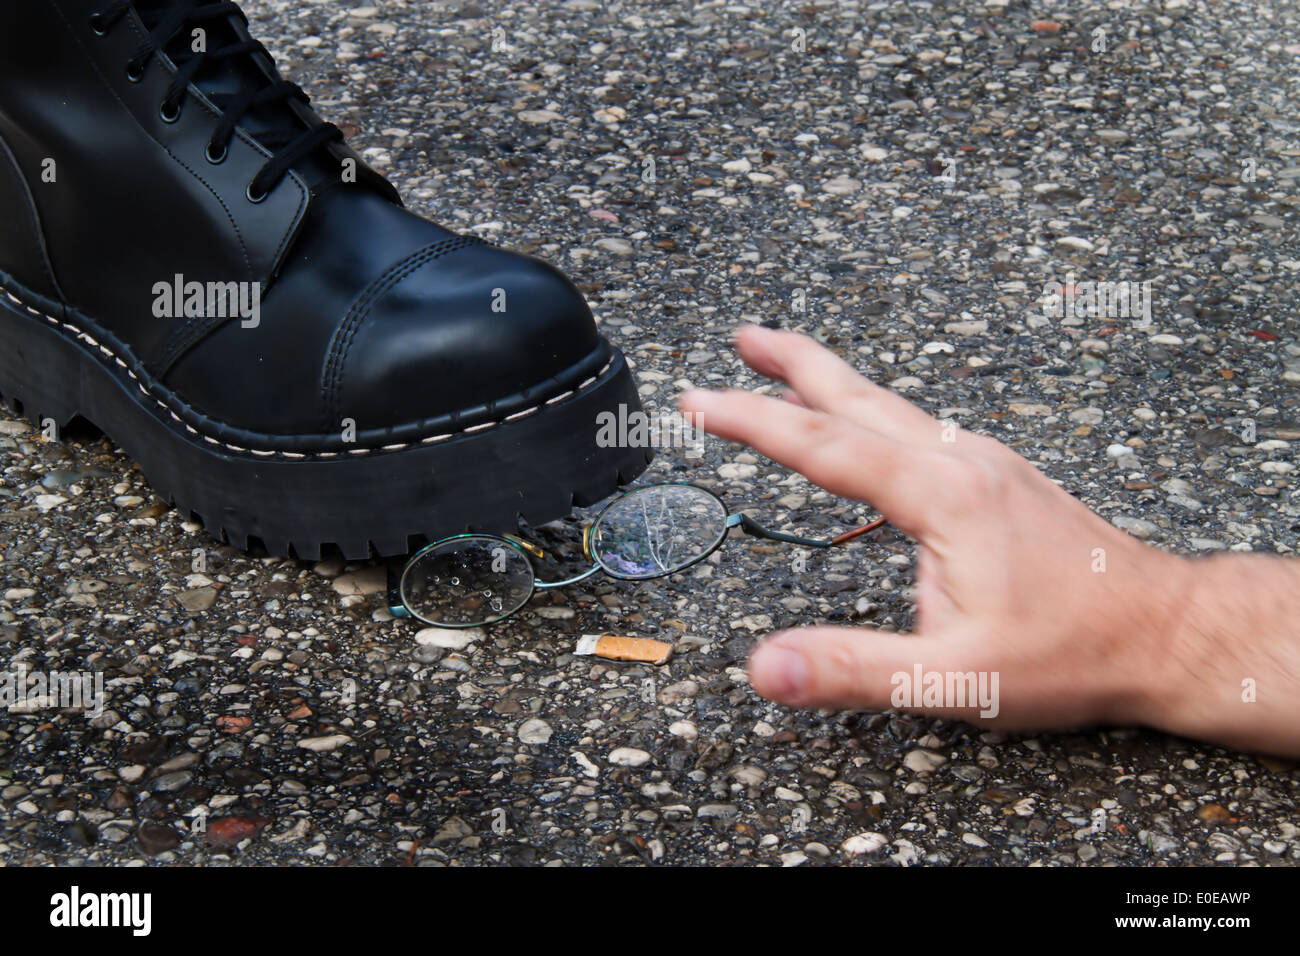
[749,626,987,716]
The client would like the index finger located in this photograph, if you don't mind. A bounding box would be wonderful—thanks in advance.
[679,386,944,539]
[734,325,941,443]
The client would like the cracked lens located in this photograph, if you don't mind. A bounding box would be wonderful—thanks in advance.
[590,484,728,579]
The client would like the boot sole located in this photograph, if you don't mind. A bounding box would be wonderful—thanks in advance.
[0,281,652,560]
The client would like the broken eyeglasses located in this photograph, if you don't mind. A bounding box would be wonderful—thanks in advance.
[387,481,886,629]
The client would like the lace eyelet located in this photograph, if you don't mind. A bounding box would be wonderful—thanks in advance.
[125,62,144,83]
[205,142,228,164]
[245,183,269,204]
[160,102,181,124]
[89,14,107,36]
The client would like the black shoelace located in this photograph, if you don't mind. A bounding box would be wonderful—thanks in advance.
[89,0,343,200]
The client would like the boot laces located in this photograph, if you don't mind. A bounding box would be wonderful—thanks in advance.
[90,0,344,200]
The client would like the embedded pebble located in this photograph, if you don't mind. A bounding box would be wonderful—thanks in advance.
[608,747,652,767]
[517,719,553,745]
[841,832,889,856]
[904,749,948,773]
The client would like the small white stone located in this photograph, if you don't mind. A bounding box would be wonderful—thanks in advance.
[718,462,758,479]
[891,840,921,866]
[298,734,351,753]
[903,749,947,773]
[535,606,575,620]
[572,752,600,778]
[841,832,889,855]
[1107,520,1159,541]
[608,747,652,767]
[414,627,482,650]
[1009,402,1052,417]
[668,720,698,740]
[517,718,552,744]
[595,237,634,256]
[517,109,564,124]
[822,176,861,195]
[330,567,386,596]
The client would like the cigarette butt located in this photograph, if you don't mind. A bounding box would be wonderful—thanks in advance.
[576,634,674,665]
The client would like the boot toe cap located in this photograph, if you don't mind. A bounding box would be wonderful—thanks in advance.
[330,241,605,432]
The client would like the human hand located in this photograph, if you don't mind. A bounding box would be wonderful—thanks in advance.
[678,325,1195,734]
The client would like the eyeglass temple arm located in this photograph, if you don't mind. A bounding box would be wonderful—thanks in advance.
[730,513,887,548]
[386,559,410,618]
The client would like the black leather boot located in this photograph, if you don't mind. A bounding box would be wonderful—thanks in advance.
[0,0,650,559]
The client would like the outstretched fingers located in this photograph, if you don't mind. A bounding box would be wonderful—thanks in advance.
[734,325,941,443]
[679,385,942,538]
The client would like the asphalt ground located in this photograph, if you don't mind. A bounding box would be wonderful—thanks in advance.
[1,0,1297,865]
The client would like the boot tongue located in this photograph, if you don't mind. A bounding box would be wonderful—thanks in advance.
[133,0,345,191]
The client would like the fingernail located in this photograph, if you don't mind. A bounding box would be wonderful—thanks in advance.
[751,645,808,702]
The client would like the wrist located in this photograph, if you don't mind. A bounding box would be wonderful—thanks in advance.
[1139,551,1300,755]
[1102,543,1200,728]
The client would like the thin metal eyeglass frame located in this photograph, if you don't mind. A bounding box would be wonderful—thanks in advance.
[387,482,887,626]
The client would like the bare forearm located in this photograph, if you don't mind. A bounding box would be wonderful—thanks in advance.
[1137,553,1300,756]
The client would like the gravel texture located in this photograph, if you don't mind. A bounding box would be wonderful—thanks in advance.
[1,0,1298,866]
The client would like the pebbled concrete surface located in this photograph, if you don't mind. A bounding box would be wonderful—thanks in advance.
[1,0,1298,865]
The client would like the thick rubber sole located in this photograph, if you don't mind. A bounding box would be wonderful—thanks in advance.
[0,285,652,560]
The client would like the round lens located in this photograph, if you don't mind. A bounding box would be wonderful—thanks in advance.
[588,484,728,579]
[400,535,535,627]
